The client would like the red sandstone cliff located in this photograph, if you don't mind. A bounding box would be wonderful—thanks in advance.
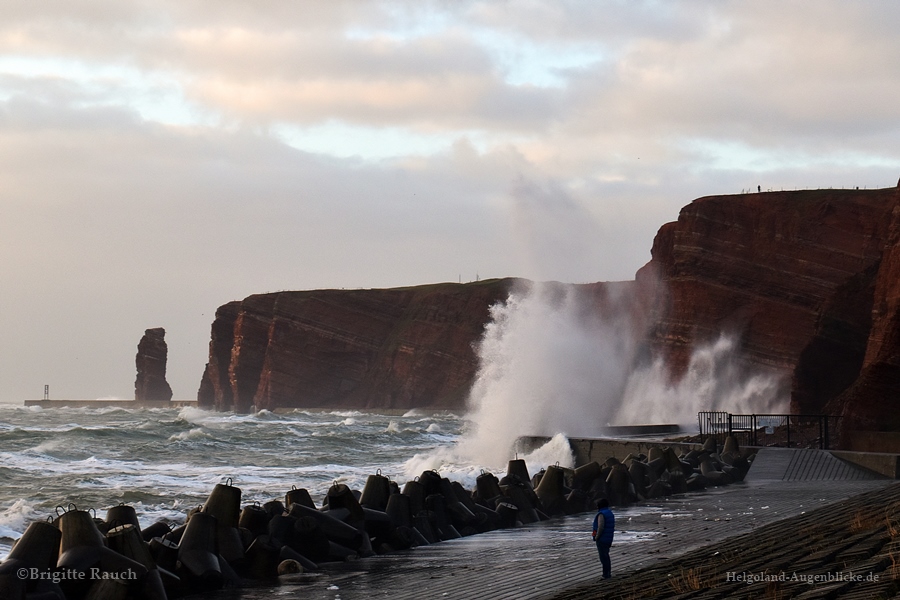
[827,194,900,435]
[640,188,899,415]
[198,278,642,412]
[198,280,519,412]
[135,327,173,402]
[198,185,900,432]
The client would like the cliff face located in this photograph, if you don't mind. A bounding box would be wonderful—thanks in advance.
[198,279,521,412]
[196,301,241,410]
[642,188,899,414]
[198,185,900,428]
[828,197,900,433]
[135,327,173,402]
[198,278,645,412]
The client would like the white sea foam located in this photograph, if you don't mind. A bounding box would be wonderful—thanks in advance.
[0,499,39,559]
[0,499,35,541]
[168,427,212,442]
[615,334,787,425]
[29,437,68,454]
[177,406,218,425]
[400,447,485,491]
[402,409,424,417]
[519,433,575,473]
[330,410,364,418]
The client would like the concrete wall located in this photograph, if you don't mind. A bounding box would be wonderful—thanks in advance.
[517,436,707,467]
[831,451,900,479]
[517,435,899,479]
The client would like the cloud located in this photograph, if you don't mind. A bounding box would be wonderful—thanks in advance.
[1,0,899,402]
[3,1,900,158]
[0,92,529,401]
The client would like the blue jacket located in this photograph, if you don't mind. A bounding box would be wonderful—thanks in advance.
[592,507,615,545]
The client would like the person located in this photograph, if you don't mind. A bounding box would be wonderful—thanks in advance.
[592,499,615,579]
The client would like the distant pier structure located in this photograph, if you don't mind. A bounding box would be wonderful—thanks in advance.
[23,327,197,407]
[24,398,197,408]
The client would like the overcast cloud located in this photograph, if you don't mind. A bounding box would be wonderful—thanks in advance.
[1,1,898,402]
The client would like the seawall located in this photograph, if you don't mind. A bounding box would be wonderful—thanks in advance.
[516,435,706,466]
[518,435,900,479]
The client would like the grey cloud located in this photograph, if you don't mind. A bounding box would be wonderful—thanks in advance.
[507,176,608,283]
[464,0,709,45]
[2,0,900,404]
[3,0,899,145]
[0,95,540,402]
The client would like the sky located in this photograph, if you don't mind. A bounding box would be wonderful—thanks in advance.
[1,1,899,403]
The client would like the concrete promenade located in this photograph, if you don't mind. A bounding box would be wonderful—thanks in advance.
[206,450,896,600]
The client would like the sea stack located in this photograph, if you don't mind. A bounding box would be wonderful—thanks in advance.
[135,327,173,402]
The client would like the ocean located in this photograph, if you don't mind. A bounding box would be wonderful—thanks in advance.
[0,405,462,557]
[0,404,576,560]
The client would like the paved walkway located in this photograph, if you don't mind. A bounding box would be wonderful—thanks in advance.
[747,448,883,482]
[198,453,894,600]
[551,480,900,599]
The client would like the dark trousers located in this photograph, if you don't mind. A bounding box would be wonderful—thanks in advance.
[596,541,611,578]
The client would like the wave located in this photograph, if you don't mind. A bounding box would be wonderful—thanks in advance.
[0,404,43,413]
[0,406,466,557]
[328,410,365,418]
[167,428,213,442]
[0,499,36,542]
[28,437,69,455]
[177,406,220,425]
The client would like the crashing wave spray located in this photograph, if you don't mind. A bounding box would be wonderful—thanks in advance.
[455,281,641,467]
[615,335,787,425]
[402,280,640,478]
[451,282,786,469]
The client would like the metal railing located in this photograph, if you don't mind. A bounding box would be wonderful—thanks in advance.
[697,412,840,449]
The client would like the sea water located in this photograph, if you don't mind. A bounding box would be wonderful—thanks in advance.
[0,404,481,559]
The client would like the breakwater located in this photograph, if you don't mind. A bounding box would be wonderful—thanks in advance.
[517,435,707,466]
[0,435,752,599]
[515,435,900,479]
[22,400,198,408]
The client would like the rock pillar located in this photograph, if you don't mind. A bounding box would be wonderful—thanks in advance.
[135,327,173,401]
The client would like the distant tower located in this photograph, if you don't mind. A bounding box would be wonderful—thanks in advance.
[44,385,49,400]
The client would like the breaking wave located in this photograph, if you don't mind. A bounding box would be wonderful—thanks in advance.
[455,281,786,466]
